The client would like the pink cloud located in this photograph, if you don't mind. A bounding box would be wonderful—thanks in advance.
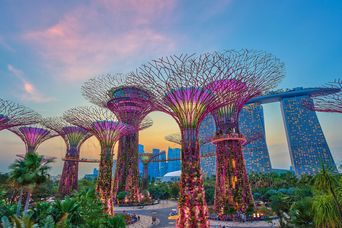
[7,64,55,103]
[23,1,177,82]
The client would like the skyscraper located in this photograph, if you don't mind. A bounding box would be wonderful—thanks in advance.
[239,103,272,173]
[138,144,144,176]
[167,147,181,173]
[148,148,160,180]
[159,151,168,177]
[280,95,337,175]
[199,114,216,177]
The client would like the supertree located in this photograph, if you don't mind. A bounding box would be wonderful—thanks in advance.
[127,52,245,227]
[306,79,342,113]
[63,106,133,215]
[82,74,154,204]
[9,123,58,153]
[138,151,165,190]
[206,50,284,217]
[0,98,41,131]
[42,117,92,196]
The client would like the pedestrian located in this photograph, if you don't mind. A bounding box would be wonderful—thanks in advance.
[138,215,140,221]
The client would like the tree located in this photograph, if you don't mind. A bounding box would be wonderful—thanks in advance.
[313,166,342,220]
[116,191,128,204]
[9,153,52,216]
[170,182,180,199]
[288,197,314,227]
[312,194,342,228]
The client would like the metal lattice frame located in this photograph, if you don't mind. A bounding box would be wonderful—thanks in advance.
[9,123,58,153]
[0,98,41,131]
[63,106,133,215]
[127,51,248,227]
[207,50,284,218]
[42,117,92,196]
[308,79,342,113]
[82,74,154,204]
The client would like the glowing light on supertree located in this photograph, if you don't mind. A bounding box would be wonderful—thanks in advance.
[63,106,133,215]
[306,79,342,113]
[127,52,244,227]
[0,98,41,131]
[82,74,154,204]
[9,123,58,153]
[207,50,284,218]
[42,117,92,196]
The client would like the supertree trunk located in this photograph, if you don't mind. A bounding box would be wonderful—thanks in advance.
[113,132,140,203]
[214,140,234,216]
[96,146,114,215]
[59,147,79,196]
[142,163,149,191]
[177,127,209,228]
[214,138,254,217]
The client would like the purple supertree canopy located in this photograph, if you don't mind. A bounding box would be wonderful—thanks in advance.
[9,123,58,153]
[308,79,342,113]
[42,117,91,149]
[127,52,245,127]
[63,106,132,147]
[81,73,154,126]
[207,50,284,130]
[0,98,41,131]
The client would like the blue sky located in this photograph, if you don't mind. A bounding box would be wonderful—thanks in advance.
[0,0,341,176]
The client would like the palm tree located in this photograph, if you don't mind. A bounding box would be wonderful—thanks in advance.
[313,165,342,220]
[312,194,342,228]
[9,157,29,216]
[9,153,52,216]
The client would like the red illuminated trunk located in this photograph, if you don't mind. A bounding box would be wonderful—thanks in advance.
[113,132,140,203]
[58,147,79,196]
[214,139,254,217]
[177,128,209,228]
[96,146,114,215]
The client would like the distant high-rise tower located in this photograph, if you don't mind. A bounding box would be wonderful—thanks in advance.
[240,103,272,173]
[159,151,168,177]
[149,149,160,180]
[199,115,216,177]
[138,144,144,176]
[280,95,337,175]
[167,147,181,173]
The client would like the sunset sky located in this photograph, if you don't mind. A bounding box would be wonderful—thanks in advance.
[0,0,341,176]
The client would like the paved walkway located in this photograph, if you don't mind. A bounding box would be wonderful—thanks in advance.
[116,200,178,212]
[127,215,160,228]
[117,201,279,228]
[210,219,279,227]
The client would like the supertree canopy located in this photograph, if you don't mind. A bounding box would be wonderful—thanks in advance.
[0,98,41,131]
[9,123,58,153]
[82,74,154,204]
[42,117,92,196]
[207,50,284,217]
[63,106,133,215]
[308,79,342,113]
[127,52,246,227]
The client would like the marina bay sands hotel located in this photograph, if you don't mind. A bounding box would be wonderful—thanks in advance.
[199,87,339,176]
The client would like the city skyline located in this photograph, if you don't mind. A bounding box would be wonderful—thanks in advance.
[1,0,342,176]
